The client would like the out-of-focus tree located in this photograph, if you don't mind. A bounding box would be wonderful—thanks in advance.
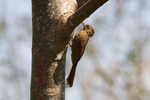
[0,0,32,100]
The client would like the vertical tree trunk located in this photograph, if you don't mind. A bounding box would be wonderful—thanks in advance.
[31,0,108,100]
[31,0,77,99]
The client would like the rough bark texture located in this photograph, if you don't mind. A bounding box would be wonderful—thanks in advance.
[31,0,108,100]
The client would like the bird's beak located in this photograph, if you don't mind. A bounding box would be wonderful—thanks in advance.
[82,22,86,30]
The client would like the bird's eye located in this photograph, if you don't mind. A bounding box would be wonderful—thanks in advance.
[86,25,90,28]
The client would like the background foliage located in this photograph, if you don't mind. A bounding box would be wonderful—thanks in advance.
[0,0,150,100]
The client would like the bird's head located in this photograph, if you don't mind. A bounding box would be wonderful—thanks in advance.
[82,23,94,37]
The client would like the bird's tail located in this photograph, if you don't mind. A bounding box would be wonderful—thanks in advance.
[66,64,77,87]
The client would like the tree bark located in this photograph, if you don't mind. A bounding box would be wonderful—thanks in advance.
[31,0,108,100]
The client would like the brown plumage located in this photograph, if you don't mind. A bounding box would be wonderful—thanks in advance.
[66,23,94,87]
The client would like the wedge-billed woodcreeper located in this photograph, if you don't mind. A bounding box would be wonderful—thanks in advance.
[66,23,94,87]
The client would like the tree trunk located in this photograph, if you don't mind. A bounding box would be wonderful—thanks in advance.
[31,0,108,100]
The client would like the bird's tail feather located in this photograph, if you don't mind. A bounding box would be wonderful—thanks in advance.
[66,64,77,87]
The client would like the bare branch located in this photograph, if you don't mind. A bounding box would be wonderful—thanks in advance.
[67,0,109,27]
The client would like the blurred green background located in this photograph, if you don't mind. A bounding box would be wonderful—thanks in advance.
[0,0,150,100]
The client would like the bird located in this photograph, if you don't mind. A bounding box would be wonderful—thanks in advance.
[66,23,94,87]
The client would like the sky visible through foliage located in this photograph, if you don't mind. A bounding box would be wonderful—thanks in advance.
[0,0,150,100]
